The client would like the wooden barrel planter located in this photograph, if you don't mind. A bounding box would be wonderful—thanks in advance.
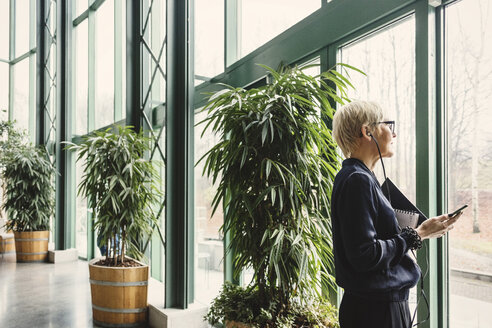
[0,233,15,255]
[89,258,149,327]
[13,231,49,262]
[226,320,253,328]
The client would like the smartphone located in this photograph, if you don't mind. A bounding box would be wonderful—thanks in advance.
[449,204,468,218]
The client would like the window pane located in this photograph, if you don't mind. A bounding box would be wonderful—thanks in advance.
[0,63,8,118]
[75,19,88,135]
[13,59,30,133]
[15,0,30,57]
[340,15,417,310]
[240,0,320,58]
[95,0,114,129]
[76,155,88,259]
[0,0,9,60]
[194,109,224,305]
[74,0,88,19]
[446,0,492,326]
[195,0,223,84]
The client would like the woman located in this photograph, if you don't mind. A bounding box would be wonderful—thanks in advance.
[331,101,461,328]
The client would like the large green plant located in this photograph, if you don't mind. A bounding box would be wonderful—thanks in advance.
[199,64,355,324]
[68,126,160,265]
[2,145,55,232]
[0,120,28,169]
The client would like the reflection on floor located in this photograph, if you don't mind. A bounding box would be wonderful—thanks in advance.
[0,254,95,327]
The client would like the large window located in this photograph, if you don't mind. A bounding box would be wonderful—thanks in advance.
[239,0,320,59]
[0,63,8,118]
[95,0,114,129]
[446,0,492,326]
[74,19,88,136]
[15,0,31,57]
[194,109,224,304]
[340,16,416,202]
[72,0,126,260]
[12,59,30,133]
[194,0,223,85]
[0,1,9,60]
[339,15,417,309]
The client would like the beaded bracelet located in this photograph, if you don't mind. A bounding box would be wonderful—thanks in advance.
[402,226,423,250]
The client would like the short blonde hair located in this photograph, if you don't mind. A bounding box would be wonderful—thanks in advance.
[332,100,384,158]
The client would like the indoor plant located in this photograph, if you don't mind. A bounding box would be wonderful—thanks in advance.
[200,64,355,327]
[0,120,29,256]
[2,143,55,262]
[68,125,160,327]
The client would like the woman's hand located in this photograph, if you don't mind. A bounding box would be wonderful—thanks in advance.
[415,212,463,240]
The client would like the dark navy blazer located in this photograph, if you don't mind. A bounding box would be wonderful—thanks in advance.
[331,158,420,299]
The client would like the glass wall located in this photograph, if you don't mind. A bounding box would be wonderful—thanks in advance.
[194,109,224,304]
[239,0,320,59]
[74,19,88,136]
[0,63,8,118]
[194,0,223,85]
[12,59,30,133]
[0,1,9,60]
[446,0,492,326]
[15,0,31,57]
[340,16,416,202]
[94,0,114,129]
[72,0,126,260]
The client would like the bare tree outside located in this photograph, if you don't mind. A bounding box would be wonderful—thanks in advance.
[447,0,492,326]
[340,16,416,201]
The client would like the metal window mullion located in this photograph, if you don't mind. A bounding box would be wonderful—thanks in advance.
[166,0,193,309]
[125,0,141,132]
[415,2,439,328]
[36,0,47,146]
[29,0,36,143]
[55,0,73,250]
[435,5,448,328]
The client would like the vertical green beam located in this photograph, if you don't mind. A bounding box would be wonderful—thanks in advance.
[36,0,47,146]
[435,4,448,328]
[125,0,141,131]
[415,1,438,327]
[225,0,239,67]
[166,0,193,309]
[55,0,73,250]
[113,0,123,121]
[188,0,195,302]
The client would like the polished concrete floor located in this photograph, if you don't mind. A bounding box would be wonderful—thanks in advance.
[0,253,97,327]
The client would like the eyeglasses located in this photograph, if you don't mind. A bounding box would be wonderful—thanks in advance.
[372,120,395,134]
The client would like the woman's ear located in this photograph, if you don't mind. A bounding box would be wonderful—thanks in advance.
[360,125,372,140]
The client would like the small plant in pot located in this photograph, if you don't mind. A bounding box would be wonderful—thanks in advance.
[68,125,160,327]
[199,64,356,327]
[2,143,55,263]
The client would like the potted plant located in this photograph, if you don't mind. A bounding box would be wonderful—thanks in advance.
[0,120,29,255]
[2,143,55,262]
[199,64,355,327]
[68,125,160,327]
